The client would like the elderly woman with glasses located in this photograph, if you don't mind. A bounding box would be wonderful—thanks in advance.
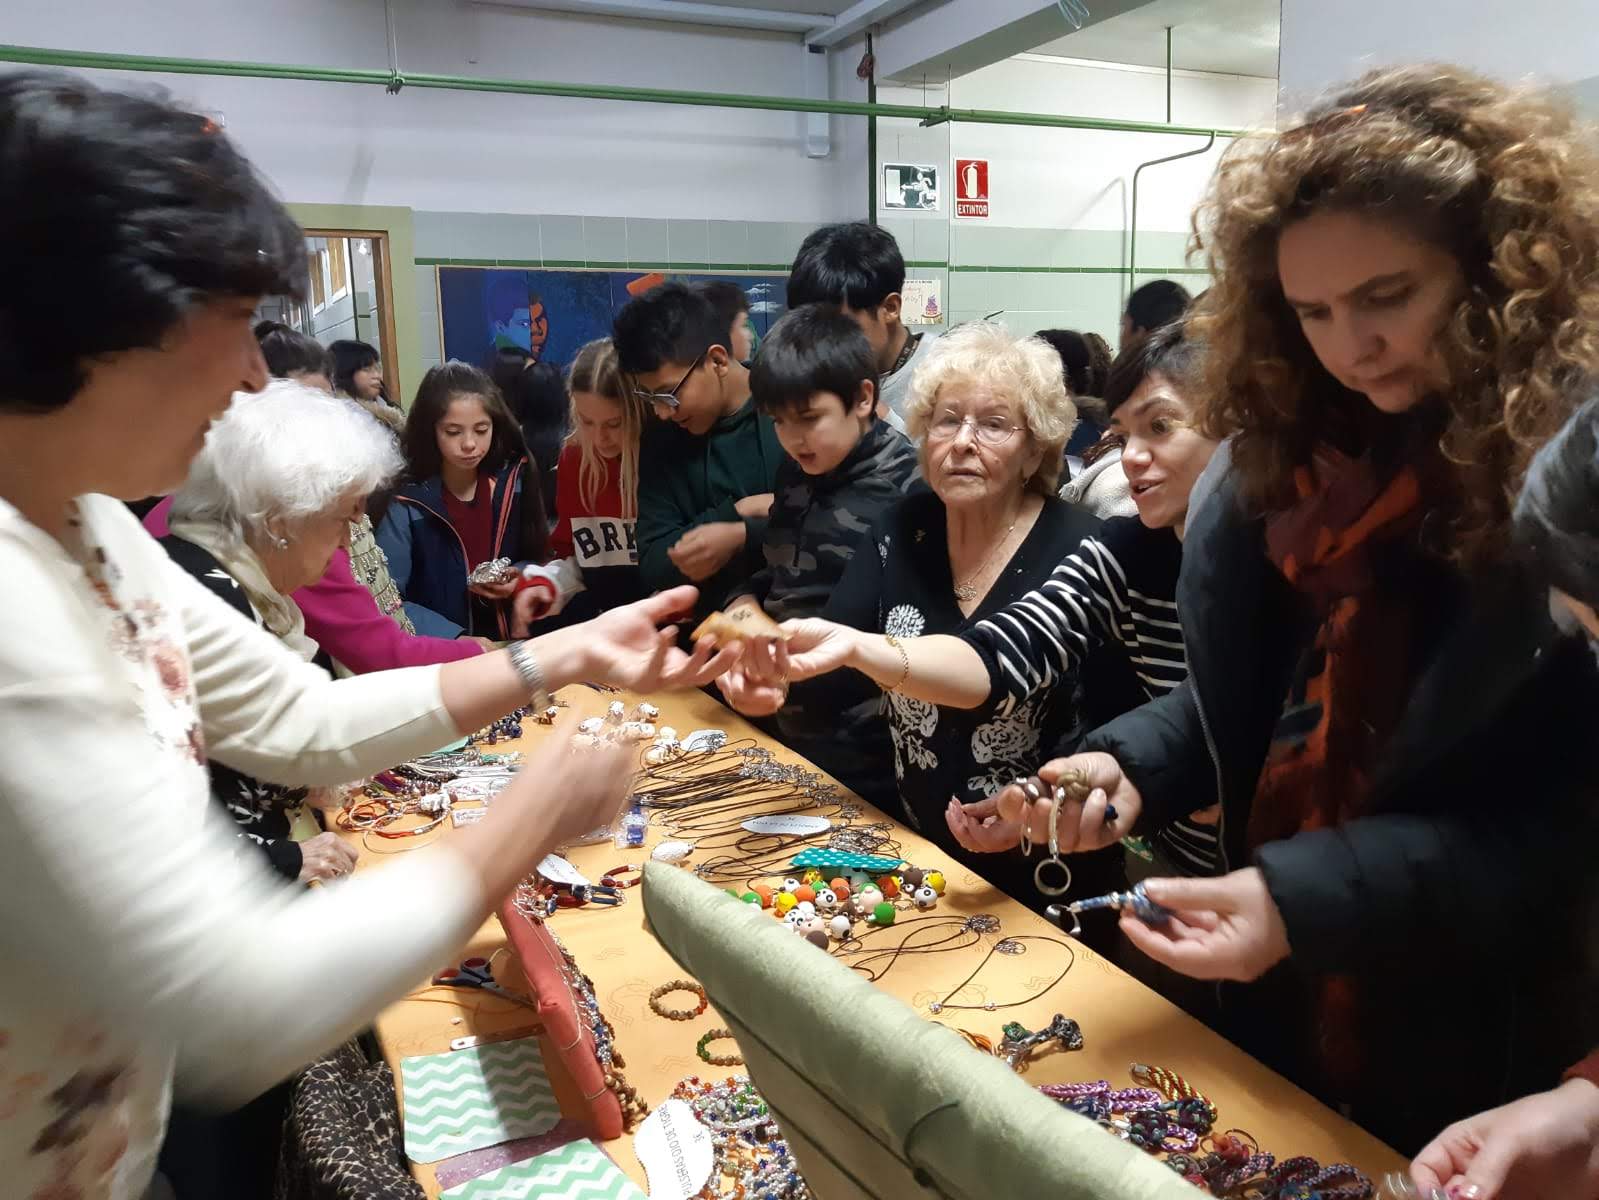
[754,322,1099,895]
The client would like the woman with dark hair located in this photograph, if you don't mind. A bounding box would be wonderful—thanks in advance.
[331,337,402,433]
[0,70,737,1200]
[995,65,1599,1151]
[489,344,565,515]
[1037,327,1114,460]
[375,361,549,639]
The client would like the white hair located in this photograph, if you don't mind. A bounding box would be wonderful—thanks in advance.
[903,321,1078,494]
[169,378,402,540]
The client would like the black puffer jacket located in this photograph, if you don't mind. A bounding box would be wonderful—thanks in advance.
[1085,442,1599,1152]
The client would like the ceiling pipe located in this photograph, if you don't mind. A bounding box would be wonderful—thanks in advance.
[0,43,1244,139]
[473,0,820,35]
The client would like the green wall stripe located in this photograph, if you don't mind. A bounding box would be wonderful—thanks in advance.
[416,256,1206,276]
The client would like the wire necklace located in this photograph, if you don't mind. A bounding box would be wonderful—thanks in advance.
[928,934,1076,1014]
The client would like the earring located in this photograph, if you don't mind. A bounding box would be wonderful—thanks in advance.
[275,536,289,550]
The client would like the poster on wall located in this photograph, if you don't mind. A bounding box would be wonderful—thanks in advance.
[882,163,940,211]
[954,158,989,218]
[437,268,789,376]
[901,279,944,325]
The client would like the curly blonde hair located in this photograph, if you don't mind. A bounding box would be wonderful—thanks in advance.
[903,321,1077,494]
[1190,64,1599,564]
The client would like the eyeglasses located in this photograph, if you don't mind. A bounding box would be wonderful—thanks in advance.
[925,410,1022,447]
[633,353,704,412]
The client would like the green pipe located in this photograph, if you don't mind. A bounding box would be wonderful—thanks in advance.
[866,32,878,225]
[1128,132,1214,300]
[0,43,1243,139]
[1165,26,1172,124]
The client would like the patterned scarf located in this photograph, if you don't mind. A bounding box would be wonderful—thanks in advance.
[167,518,322,663]
[1253,443,1425,1089]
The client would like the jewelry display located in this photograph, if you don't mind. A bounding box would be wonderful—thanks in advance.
[695,1028,744,1066]
[996,1014,1084,1071]
[926,934,1077,1015]
[667,1077,811,1200]
[649,981,709,1021]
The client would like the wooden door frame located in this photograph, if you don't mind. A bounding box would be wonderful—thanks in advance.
[288,204,421,409]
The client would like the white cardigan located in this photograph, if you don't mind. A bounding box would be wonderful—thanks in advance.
[0,495,486,1200]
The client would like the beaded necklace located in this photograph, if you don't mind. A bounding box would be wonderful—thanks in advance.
[670,1077,811,1200]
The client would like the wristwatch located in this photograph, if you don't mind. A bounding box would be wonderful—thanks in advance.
[507,639,550,709]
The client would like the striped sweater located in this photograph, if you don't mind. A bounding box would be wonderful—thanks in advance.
[963,515,1219,876]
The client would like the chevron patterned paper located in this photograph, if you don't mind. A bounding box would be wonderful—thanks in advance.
[441,1139,646,1200]
[400,1037,561,1163]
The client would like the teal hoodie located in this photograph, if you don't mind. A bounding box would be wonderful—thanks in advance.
[636,398,783,617]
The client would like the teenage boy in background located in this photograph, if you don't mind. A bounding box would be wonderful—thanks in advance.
[614,282,782,619]
[787,222,938,429]
[1120,278,1191,349]
[717,304,919,805]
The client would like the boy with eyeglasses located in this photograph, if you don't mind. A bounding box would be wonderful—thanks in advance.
[614,282,782,618]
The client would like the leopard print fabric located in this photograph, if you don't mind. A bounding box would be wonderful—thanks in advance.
[274,1039,424,1200]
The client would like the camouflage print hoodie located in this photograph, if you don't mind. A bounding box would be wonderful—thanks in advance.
[742,417,921,805]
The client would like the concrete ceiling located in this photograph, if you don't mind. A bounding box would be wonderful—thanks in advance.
[1032,0,1280,79]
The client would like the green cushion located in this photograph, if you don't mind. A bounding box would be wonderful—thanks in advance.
[642,862,1200,1199]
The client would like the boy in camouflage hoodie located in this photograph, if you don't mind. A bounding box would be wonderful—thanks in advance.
[721,305,920,805]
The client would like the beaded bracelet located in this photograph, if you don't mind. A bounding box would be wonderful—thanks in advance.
[696,1028,744,1066]
[648,980,708,1021]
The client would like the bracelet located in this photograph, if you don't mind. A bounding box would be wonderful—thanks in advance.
[882,634,911,692]
[696,1027,744,1066]
[649,981,708,1021]
[507,639,550,709]
[602,864,642,888]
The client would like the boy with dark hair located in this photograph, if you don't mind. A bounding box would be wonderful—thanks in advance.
[1121,278,1193,347]
[786,222,936,428]
[719,304,919,803]
[694,279,754,363]
[614,281,781,617]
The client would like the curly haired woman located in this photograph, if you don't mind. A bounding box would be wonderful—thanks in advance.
[997,65,1599,1150]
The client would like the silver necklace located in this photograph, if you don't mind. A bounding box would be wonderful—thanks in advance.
[952,516,1018,602]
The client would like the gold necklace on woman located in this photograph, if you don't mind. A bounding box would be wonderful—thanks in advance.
[952,515,1019,602]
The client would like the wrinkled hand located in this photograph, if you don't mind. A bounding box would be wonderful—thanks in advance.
[1118,868,1291,982]
[580,586,743,691]
[667,522,744,582]
[715,661,788,717]
[993,751,1141,854]
[469,577,520,600]
[946,795,1023,853]
[1410,1078,1599,1200]
[775,618,858,682]
[510,587,553,638]
[298,831,358,883]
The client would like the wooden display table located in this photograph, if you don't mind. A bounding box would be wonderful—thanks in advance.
[336,685,1405,1195]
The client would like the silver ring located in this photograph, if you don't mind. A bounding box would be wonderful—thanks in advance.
[1034,855,1073,897]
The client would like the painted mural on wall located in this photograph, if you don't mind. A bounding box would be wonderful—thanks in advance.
[438,267,789,376]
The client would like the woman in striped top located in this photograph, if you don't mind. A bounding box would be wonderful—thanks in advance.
[779,323,1220,875]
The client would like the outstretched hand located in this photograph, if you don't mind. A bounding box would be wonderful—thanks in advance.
[1117,868,1291,983]
[945,795,1023,853]
[992,751,1141,854]
[581,586,744,692]
[716,661,789,717]
[1410,1078,1599,1200]
[776,618,858,682]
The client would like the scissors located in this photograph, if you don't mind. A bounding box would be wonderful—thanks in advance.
[432,956,539,1010]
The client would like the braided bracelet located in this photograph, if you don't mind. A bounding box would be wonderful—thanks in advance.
[648,980,708,1021]
[696,1028,744,1066]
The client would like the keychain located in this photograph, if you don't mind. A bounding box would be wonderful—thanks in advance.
[1046,881,1175,937]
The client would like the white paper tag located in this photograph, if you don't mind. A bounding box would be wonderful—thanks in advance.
[681,729,727,753]
[741,814,832,837]
[634,1098,714,1200]
[537,854,592,888]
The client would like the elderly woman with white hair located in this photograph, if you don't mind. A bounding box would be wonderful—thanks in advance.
[754,322,1099,890]
[161,380,404,882]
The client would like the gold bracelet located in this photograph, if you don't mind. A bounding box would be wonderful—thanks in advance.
[883,634,911,692]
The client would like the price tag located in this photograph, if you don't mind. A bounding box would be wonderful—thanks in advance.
[741,814,832,837]
[537,854,592,888]
[633,1099,714,1200]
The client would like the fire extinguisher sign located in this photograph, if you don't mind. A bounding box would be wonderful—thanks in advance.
[955,159,989,218]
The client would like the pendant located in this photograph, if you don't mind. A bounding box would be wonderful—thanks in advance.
[953,581,977,602]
